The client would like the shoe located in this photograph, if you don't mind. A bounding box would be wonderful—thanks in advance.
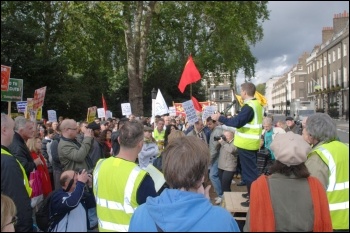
[231,180,236,184]
[242,193,249,199]
[237,181,246,186]
[214,197,220,201]
[215,197,222,204]
[241,199,250,207]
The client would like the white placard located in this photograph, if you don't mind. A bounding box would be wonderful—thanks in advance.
[97,108,105,118]
[154,89,169,116]
[121,103,132,116]
[169,107,176,116]
[182,100,198,125]
[106,110,112,119]
[202,106,217,122]
[16,101,27,113]
[47,110,57,122]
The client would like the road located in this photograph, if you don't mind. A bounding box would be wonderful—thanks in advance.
[270,114,349,144]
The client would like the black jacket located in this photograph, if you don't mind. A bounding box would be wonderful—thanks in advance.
[1,146,33,232]
[8,132,36,178]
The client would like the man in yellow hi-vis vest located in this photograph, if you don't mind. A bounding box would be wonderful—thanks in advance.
[93,120,157,232]
[303,113,349,231]
[1,113,33,232]
[211,82,263,207]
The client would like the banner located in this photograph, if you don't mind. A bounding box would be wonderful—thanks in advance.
[87,106,97,123]
[33,86,47,110]
[154,89,169,116]
[174,101,210,117]
[1,78,23,102]
[1,65,11,91]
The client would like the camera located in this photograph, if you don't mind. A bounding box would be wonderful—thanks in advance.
[214,135,226,141]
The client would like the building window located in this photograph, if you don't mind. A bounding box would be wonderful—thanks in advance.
[316,61,319,70]
[344,67,348,87]
[328,53,331,64]
[344,43,347,57]
[324,75,327,89]
[324,56,327,66]
[338,69,341,85]
[333,71,336,86]
[333,51,336,62]
[338,47,341,59]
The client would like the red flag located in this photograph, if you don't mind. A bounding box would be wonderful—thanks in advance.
[191,96,203,112]
[102,94,108,116]
[178,55,201,93]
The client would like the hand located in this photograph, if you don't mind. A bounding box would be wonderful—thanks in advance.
[77,169,89,183]
[211,113,221,121]
[84,128,93,137]
[34,157,42,166]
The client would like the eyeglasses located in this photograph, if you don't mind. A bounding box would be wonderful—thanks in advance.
[2,216,17,229]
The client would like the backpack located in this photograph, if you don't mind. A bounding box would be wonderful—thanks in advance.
[35,190,69,232]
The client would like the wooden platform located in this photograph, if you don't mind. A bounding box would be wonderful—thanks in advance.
[222,191,249,221]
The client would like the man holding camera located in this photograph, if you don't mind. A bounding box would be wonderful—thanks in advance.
[211,82,263,207]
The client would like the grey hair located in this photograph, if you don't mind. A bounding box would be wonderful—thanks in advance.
[1,113,9,127]
[14,116,31,131]
[262,117,273,125]
[305,113,337,142]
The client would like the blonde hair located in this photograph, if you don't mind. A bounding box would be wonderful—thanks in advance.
[1,194,16,230]
[26,137,41,153]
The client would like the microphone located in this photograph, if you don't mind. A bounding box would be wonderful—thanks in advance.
[221,100,237,115]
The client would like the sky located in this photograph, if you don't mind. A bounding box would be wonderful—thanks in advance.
[236,1,349,86]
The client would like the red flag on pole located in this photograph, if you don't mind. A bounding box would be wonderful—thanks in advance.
[191,96,203,112]
[102,94,108,116]
[178,55,201,93]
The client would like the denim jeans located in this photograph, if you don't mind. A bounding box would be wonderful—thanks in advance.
[209,158,223,197]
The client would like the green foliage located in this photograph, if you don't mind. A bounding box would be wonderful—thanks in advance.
[328,108,339,118]
[255,83,266,95]
[1,1,270,118]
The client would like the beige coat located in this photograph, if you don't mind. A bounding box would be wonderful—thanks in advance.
[218,140,238,172]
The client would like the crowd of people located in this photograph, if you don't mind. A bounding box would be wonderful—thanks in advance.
[1,82,349,232]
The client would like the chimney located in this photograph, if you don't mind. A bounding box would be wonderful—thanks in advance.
[322,27,334,43]
[333,10,349,34]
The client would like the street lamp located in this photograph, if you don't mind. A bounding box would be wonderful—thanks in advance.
[151,88,157,120]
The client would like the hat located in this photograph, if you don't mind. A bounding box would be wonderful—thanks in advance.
[87,122,100,130]
[285,116,294,121]
[143,126,153,132]
[270,132,311,167]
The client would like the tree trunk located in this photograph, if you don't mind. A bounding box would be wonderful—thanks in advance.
[124,1,157,117]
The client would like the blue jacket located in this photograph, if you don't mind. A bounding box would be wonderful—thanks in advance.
[219,103,254,128]
[129,189,240,232]
[50,182,96,231]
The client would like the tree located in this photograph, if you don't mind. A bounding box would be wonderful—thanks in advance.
[256,83,266,95]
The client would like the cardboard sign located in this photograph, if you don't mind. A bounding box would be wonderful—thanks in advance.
[33,86,47,110]
[1,65,11,91]
[47,110,57,122]
[1,78,23,102]
[121,103,132,116]
[182,100,198,125]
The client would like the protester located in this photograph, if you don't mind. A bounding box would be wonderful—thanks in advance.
[211,82,263,207]
[110,117,129,156]
[206,116,224,204]
[1,194,17,232]
[259,117,286,174]
[86,121,104,167]
[8,116,41,179]
[138,126,159,169]
[50,128,63,190]
[99,129,113,158]
[76,121,88,143]
[218,130,237,192]
[58,119,94,171]
[303,113,349,231]
[244,132,332,232]
[153,118,165,153]
[1,113,33,232]
[50,169,95,232]
[285,116,302,135]
[27,137,52,197]
[129,136,240,232]
[41,128,55,189]
[93,121,157,232]
[186,118,208,144]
